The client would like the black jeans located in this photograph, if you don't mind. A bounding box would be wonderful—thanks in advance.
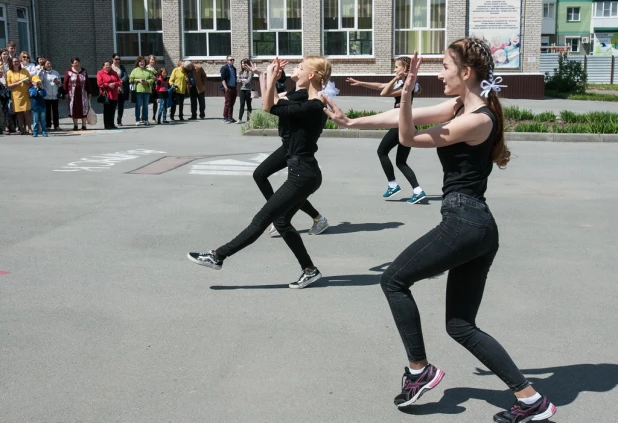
[117,93,125,124]
[238,90,252,121]
[45,99,59,129]
[253,145,320,219]
[217,157,322,269]
[380,193,530,392]
[377,128,419,188]
[103,100,118,128]
[170,93,185,119]
[190,87,206,118]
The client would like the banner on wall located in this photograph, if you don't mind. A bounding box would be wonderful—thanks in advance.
[593,33,618,55]
[468,0,522,69]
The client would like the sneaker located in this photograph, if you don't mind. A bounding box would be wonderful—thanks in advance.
[43,133,48,137]
[308,218,329,235]
[493,396,557,423]
[188,116,197,120]
[163,120,169,124]
[136,121,143,126]
[289,267,322,289]
[408,190,427,204]
[187,250,222,270]
[266,223,279,236]
[229,118,237,124]
[144,120,150,126]
[223,118,230,123]
[236,120,243,124]
[383,185,401,198]
[394,365,445,408]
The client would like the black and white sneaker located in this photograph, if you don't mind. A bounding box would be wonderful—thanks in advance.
[289,268,322,289]
[187,250,222,270]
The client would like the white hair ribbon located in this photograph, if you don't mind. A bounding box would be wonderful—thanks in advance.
[480,76,506,98]
[318,80,340,98]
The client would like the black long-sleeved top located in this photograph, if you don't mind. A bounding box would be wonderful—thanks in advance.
[278,88,309,147]
[270,98,327,157]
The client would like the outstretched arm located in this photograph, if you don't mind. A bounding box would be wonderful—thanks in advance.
[346,77,387,91]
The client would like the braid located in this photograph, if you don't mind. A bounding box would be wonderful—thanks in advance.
[469,38,494,82]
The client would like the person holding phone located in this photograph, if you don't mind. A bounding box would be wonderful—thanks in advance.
[129,56,154,126]
[41,60,62,131]
[6,57,32,134]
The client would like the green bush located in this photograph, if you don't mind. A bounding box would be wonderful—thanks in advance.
[514,122,549,132]
[559,110,579,123]
[346,109,379,119]
[534,111,556,122]
[503,106,534,120]
[545,55,587,94]
[242,110,279,132]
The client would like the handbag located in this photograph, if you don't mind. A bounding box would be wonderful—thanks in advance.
[97,90,109,104]
[250,90,259,99]
[57,86,65,99]
[86,102,97,125]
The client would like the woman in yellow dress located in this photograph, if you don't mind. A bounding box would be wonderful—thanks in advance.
[6,57,32,134]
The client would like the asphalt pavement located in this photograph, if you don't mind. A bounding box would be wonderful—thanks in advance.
[1,96,617,422]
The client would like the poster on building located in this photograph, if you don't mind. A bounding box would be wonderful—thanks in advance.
[468,0,522,69]
[593,33,618,56]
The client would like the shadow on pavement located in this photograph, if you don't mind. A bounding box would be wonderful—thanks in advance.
[210,273,380,290]
[399,363,618,418]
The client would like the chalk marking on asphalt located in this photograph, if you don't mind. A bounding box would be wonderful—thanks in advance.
[53,149,167,172]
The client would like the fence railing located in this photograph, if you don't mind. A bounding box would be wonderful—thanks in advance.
[540,53,618,84]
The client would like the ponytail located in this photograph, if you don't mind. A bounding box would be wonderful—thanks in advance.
[487,90,510,168]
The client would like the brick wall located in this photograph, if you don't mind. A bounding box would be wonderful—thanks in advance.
[4,0,37,58]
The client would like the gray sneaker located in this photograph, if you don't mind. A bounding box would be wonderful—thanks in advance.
[289,268,322,289]
[267,223,279,236]
[308,218,329,235]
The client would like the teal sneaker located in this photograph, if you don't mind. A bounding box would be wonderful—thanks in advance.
[383,185,402,198]
[408,191,427,204]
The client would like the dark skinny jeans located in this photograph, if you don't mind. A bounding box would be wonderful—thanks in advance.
[377,127,419,188]
[45,99,60,129]
[170,93,185,119]
[380,192,530,392]
[238,89,252,121]
[217,157,322,269]
[253,145,320,219]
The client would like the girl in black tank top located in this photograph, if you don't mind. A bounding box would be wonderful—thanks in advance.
[325,39,556,422]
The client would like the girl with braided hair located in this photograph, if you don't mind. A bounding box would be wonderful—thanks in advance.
[324,38,556,422]
[346,57,426,203]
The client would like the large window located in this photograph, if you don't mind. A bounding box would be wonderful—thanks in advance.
[594,1,618,17]
[543,3,555,18]
[252,0,302,57]
[394,0,445,55]
[113,0,163,57]
[323,0,373,56]
[0,6,7,50]
[566,7,581,21]
[16,8,30,54]
[565,36,580,52]
[184,0,231,57]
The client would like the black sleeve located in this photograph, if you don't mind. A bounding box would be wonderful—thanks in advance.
[220,66,229,82]
[286,89,309,102]
[270,99,323,118]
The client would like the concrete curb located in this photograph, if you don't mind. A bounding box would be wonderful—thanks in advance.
[242,129,618,142]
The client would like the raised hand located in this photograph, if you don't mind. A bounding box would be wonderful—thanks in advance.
[322,96,350,128]
[401,51,422,100]
[346,77,361,86]
[266,57,281,81]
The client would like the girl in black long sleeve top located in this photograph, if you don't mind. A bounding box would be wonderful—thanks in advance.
[188,56,332,289]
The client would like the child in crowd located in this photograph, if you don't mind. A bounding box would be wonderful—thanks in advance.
[29,75,48,137]
[155,67,170,124]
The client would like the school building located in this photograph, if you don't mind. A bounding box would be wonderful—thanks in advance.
[4,0,544,98]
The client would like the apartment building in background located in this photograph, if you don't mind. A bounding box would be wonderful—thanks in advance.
[4,0,545,98]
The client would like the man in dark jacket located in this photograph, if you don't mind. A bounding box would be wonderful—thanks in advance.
[220,55,237,123]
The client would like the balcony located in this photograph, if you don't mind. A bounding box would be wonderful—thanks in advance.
[593,17,618,30]
[543,17,556,34]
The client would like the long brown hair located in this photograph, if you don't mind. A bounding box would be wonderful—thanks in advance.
[447,38,510,168]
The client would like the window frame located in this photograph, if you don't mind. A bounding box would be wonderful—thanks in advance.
[182,0,232,59]
[565,36,581,52]
[0,5,8,50]
[323,0,375,58]
[543,3,556,19]
[393,0,447,58]
[566,6,581,22]
[593,1,618,17]
[112,0,163,59]
[251,0,304,59]
[16,7,31,54]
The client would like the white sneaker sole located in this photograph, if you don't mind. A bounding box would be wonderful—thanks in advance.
[408,195,427,204]
[289,272,322,289]
[384,190,401,199]
[187,252,222,270]
[530,403,557,421]
[396,369,445,408]
[308,224,329,235]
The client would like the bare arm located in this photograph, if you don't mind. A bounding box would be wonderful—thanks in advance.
[346,77,387,91]
[379,76,403,98]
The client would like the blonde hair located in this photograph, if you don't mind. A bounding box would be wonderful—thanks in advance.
[303,56,332,89]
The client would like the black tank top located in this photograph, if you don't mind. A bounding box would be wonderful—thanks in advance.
[437,106,497,201]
